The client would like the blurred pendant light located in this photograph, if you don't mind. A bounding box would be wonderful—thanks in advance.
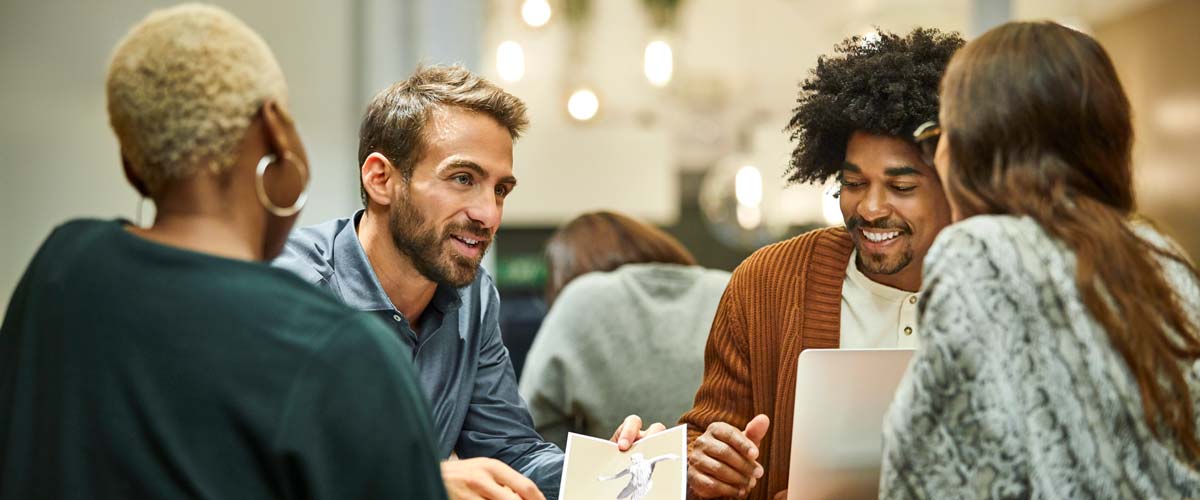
[496,41,525,82]
[567,88,600,121]
[522,0,552,27]
[734,165,763,209]
[644,39,673,87]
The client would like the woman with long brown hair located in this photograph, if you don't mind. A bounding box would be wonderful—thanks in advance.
[881,21,1200,498]
[519,211,730,448]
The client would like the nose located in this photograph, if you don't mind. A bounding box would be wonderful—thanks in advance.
[464,189,502,232]
[857,185,892,222]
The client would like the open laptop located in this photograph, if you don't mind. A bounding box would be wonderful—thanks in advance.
[786,348,914,500]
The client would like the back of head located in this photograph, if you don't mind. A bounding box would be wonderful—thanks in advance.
[357,64,528,206]
[940,21,1200,463]
[106,3,288,197]
[544,211,696,305]
[786,27,964,185]
[940,21,1133,216]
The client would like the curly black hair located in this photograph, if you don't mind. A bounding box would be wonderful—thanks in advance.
[784,28,964,185]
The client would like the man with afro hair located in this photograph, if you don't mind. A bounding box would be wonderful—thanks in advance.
[679,28,962,500]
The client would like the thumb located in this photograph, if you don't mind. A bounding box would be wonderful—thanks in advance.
[742,414,770,446]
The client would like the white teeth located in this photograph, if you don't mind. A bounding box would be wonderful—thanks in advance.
[455,236,480,246]
[863,230,900,242]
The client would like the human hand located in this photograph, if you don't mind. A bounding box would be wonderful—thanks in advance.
[686,414,770,499]
[773,489,788,500]
[441,457,545,500]
[610,414,668,451]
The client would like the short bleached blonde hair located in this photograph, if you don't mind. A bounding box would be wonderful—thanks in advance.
[106,4,287,195]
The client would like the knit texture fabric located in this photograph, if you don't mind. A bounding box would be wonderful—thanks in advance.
[679,226,853,500]
[882,215,1200,499]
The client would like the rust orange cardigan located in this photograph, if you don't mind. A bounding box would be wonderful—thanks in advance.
[679,226,853,500]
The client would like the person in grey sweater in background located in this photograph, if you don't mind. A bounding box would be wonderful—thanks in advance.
[519,211,731,448]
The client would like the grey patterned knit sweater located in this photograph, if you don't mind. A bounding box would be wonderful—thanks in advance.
[881,215,1200,499]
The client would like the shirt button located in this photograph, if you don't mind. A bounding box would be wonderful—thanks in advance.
[392,314,403,322]
[903,326,913,336]
[909,296,917,304]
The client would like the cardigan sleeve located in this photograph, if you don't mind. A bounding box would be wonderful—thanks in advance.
[678,268,755,448]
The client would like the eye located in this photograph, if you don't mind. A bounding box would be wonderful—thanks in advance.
[840,179,865,189]
[495,185,511,197]
[891,184,917,193]
[452,173,472,185]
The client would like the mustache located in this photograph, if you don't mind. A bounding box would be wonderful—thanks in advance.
[845,215,910,233]
[444,221,493,242]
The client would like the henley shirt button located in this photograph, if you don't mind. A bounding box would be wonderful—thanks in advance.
[909,296,917,304]
[904,326,913,335]
[392,314,402,322]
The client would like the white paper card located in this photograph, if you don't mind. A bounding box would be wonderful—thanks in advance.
[559,424,687,500]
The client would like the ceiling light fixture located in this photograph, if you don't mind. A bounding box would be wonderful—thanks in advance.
[496,40,525,82]
[567,89,600,121]
[644,40,673,87]
[522,0,552,28]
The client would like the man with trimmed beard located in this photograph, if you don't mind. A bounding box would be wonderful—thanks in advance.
[610,29,965,500]
[275,65,640,500]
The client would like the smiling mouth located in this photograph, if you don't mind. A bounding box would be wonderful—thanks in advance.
[448,233,491,259]
[860,229,903,243]
[451,234,483,248]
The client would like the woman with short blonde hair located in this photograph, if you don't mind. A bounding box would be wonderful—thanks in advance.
[0,5,445,498]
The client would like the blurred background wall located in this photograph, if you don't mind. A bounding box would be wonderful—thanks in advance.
[0,0,361,320]
[1,0,1196,331]
[1094,0,1200,258]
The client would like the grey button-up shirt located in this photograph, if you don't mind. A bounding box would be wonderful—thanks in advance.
[274,211,563,497]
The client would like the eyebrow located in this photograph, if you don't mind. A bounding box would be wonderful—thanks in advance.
[444,159,518,186]
[841,162,922,178]
[884,166,923,177]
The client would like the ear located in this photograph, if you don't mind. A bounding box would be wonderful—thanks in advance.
[259,98,293,157]
[361,152,398,207]
[121,154,150,197]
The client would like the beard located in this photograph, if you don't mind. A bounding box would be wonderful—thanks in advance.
[388,192,492,288]
[846,215,914,275]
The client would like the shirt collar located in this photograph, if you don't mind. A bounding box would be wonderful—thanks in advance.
[845,250,917,302]
[332,209,462,315]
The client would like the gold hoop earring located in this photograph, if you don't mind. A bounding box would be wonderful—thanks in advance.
[255,152,308,217]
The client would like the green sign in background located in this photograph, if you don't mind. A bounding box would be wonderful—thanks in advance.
[494,254,547,290]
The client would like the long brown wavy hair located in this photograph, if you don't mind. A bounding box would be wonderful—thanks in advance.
[544,211,696,306]
[940,21,1200,461]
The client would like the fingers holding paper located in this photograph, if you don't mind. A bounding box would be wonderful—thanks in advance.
[610,414,668,451]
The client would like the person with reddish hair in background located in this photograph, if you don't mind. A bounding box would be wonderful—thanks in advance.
[520,211,730,449]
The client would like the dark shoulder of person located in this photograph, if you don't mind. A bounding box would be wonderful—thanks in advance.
[2,219,445,499]
[276,311,448,499]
